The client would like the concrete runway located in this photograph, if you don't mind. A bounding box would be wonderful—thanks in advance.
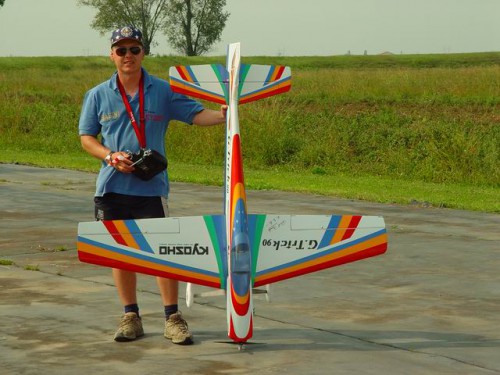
[1,164,499,375]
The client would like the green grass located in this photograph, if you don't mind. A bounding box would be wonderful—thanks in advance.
[0,53,499,212]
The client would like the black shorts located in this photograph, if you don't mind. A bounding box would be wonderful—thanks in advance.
[94,193,168,221]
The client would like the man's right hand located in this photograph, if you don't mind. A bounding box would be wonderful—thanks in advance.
[109,151,135,173]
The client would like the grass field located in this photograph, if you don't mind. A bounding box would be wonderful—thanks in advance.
[0,53,498,212]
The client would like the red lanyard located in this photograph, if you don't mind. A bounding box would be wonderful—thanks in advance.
[117,73,146,148]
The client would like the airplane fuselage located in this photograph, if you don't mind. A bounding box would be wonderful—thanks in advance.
[224,44,253,343]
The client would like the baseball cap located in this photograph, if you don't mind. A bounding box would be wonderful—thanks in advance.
[110,26,143,46]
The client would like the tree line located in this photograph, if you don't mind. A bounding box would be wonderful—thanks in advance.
[78,0,229,56]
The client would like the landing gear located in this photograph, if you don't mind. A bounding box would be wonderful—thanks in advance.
[185,282,194,308]
[265,284,271,302]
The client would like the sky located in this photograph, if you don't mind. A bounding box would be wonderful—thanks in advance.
[0,0,499,57]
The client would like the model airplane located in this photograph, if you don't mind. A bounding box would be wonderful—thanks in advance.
[77,43,388,348]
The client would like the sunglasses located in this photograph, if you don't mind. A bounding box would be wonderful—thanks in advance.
[114,46,143,57]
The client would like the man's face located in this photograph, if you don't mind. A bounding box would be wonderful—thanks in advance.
[110,41,144,75]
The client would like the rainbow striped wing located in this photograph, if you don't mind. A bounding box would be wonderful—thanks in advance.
[77,215,227,289]
[249,214,388,287]
[169,64,291,105]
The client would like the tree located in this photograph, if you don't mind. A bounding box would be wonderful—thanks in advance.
[77,0,170,55]
[0,0,5,7]
[164,0,229,56]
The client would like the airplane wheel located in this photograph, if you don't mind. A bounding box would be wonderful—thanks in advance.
[265,284,271,302]
[186,282,194,308]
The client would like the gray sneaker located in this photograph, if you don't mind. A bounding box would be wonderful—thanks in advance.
[164,312,193,345]
[114,312,144,342]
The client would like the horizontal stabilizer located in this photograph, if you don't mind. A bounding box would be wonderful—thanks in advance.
[238,64,291,104]
[169,63,291,104]
[77,215,227,289]
[169,64,228,104]
[248,214,388,287]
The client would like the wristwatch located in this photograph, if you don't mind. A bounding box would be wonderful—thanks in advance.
[104,150,115,165]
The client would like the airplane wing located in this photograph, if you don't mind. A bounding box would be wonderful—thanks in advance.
[169,64,291,105]
[77,215,227,289]
[77,214,386,289]
[248,214,388,287]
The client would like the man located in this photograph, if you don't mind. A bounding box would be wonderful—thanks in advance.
[78,26,226,345]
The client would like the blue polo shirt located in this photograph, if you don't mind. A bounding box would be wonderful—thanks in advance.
[79,69,204,197]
